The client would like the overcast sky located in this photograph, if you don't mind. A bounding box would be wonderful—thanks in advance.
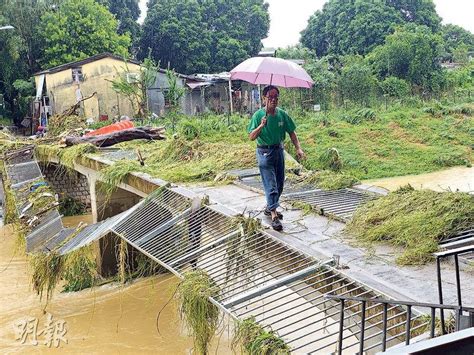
[138,0,474,48]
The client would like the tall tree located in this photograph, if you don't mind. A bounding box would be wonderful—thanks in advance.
[301,0,441,57]
[140,0,269,74]
[38,0,131,68]
[441,24,474,61]
[139,0,211,74]
[0,1,57,121]
[386,0,441,31]
[368,24,444,91]
[102,0,141,52]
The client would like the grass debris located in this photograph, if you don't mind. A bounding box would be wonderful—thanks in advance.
[100,160,145,199]
[48,114,87,136]
[346,186,474,264]
[58,143,97,171]
[175,270,220,355]
[30,252,64,302]
[291,170,359,190]
[225,215,261,281]
[232,317,290,355]
[62,245,99,292]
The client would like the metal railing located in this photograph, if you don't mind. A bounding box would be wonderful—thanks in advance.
[435,245,474,334]
[325,294,474,354]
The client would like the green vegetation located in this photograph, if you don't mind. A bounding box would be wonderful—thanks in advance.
[36,143,96,173]
[59,196,87,217]
[62,245,99,292]
[100,160,144,199]
[232,317,290,355]
[175,270,220,355]
[30,243,100,301]
[420,314,456,336]
[30,252,64,302]
[109,55,159,118]
[346,186,474,265]
[301,0,441,57]
[35,97,472,187]
[38,0,130,68]
[48,115,87,137]
[290,170,359,190]
[140,0,269,73]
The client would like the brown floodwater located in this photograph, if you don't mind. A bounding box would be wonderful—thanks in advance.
[0,216,232,354]
[366,166,473,193]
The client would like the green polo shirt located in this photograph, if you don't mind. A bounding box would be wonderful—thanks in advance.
[247,108,296,146]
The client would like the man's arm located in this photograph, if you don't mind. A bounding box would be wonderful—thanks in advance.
[289,131,305,160]
[248,117,267,141]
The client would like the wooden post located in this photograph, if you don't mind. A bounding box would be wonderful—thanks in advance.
[228,79,233,114]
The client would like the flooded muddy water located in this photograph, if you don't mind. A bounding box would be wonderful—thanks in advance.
[366,166,473,193]
[0,216,232,354]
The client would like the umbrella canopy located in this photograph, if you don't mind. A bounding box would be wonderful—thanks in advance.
[230,57,314,88]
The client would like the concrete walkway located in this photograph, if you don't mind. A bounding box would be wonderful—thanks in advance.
[189,183,474,309]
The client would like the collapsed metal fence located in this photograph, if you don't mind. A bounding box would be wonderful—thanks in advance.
[233,172,379,222]
[2,147,452,353]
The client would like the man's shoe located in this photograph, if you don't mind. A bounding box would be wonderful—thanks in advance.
[264,207,283,220]
[271,217,283,231]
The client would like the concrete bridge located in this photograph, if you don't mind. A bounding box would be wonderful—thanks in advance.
[3,146,473,353]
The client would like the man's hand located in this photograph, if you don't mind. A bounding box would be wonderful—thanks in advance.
[296,148,306,161]
[260,117,267,127]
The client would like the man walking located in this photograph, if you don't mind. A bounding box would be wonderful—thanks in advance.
[248,85,305,231]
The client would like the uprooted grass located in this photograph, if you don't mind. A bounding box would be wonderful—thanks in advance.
[58,143,97,171]
[290,170,359,190]
[146,137,255,182]
[100,160,146,199]
[232,317,290,355]
[346,186,474,265]
[30,244,100,301]
[48,114,87,137]
[30,251,64,301]
[225,214,261,281]
[29,222,99,301]
[420,313,456,336]
[62,245,99,292]
[175,270,220,355]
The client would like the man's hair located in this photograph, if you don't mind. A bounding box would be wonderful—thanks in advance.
[263,85,280,97]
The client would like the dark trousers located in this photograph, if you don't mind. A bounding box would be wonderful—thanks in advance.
[257,146,285,211]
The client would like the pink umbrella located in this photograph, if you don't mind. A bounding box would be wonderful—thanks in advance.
[230,57,314,88]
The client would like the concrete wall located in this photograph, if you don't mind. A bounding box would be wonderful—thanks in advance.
[40,163,91,212]
[35,57,141,120]
[147,71,189,116]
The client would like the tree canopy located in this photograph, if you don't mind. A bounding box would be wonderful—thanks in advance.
[140,0,269,74]
[368,24,444,91]
[441,24,474,61]
[301,0,441,57]
[38,0,130,68]
[102,0,141,52]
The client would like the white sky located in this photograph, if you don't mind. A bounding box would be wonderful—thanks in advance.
[138,0,474,48]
